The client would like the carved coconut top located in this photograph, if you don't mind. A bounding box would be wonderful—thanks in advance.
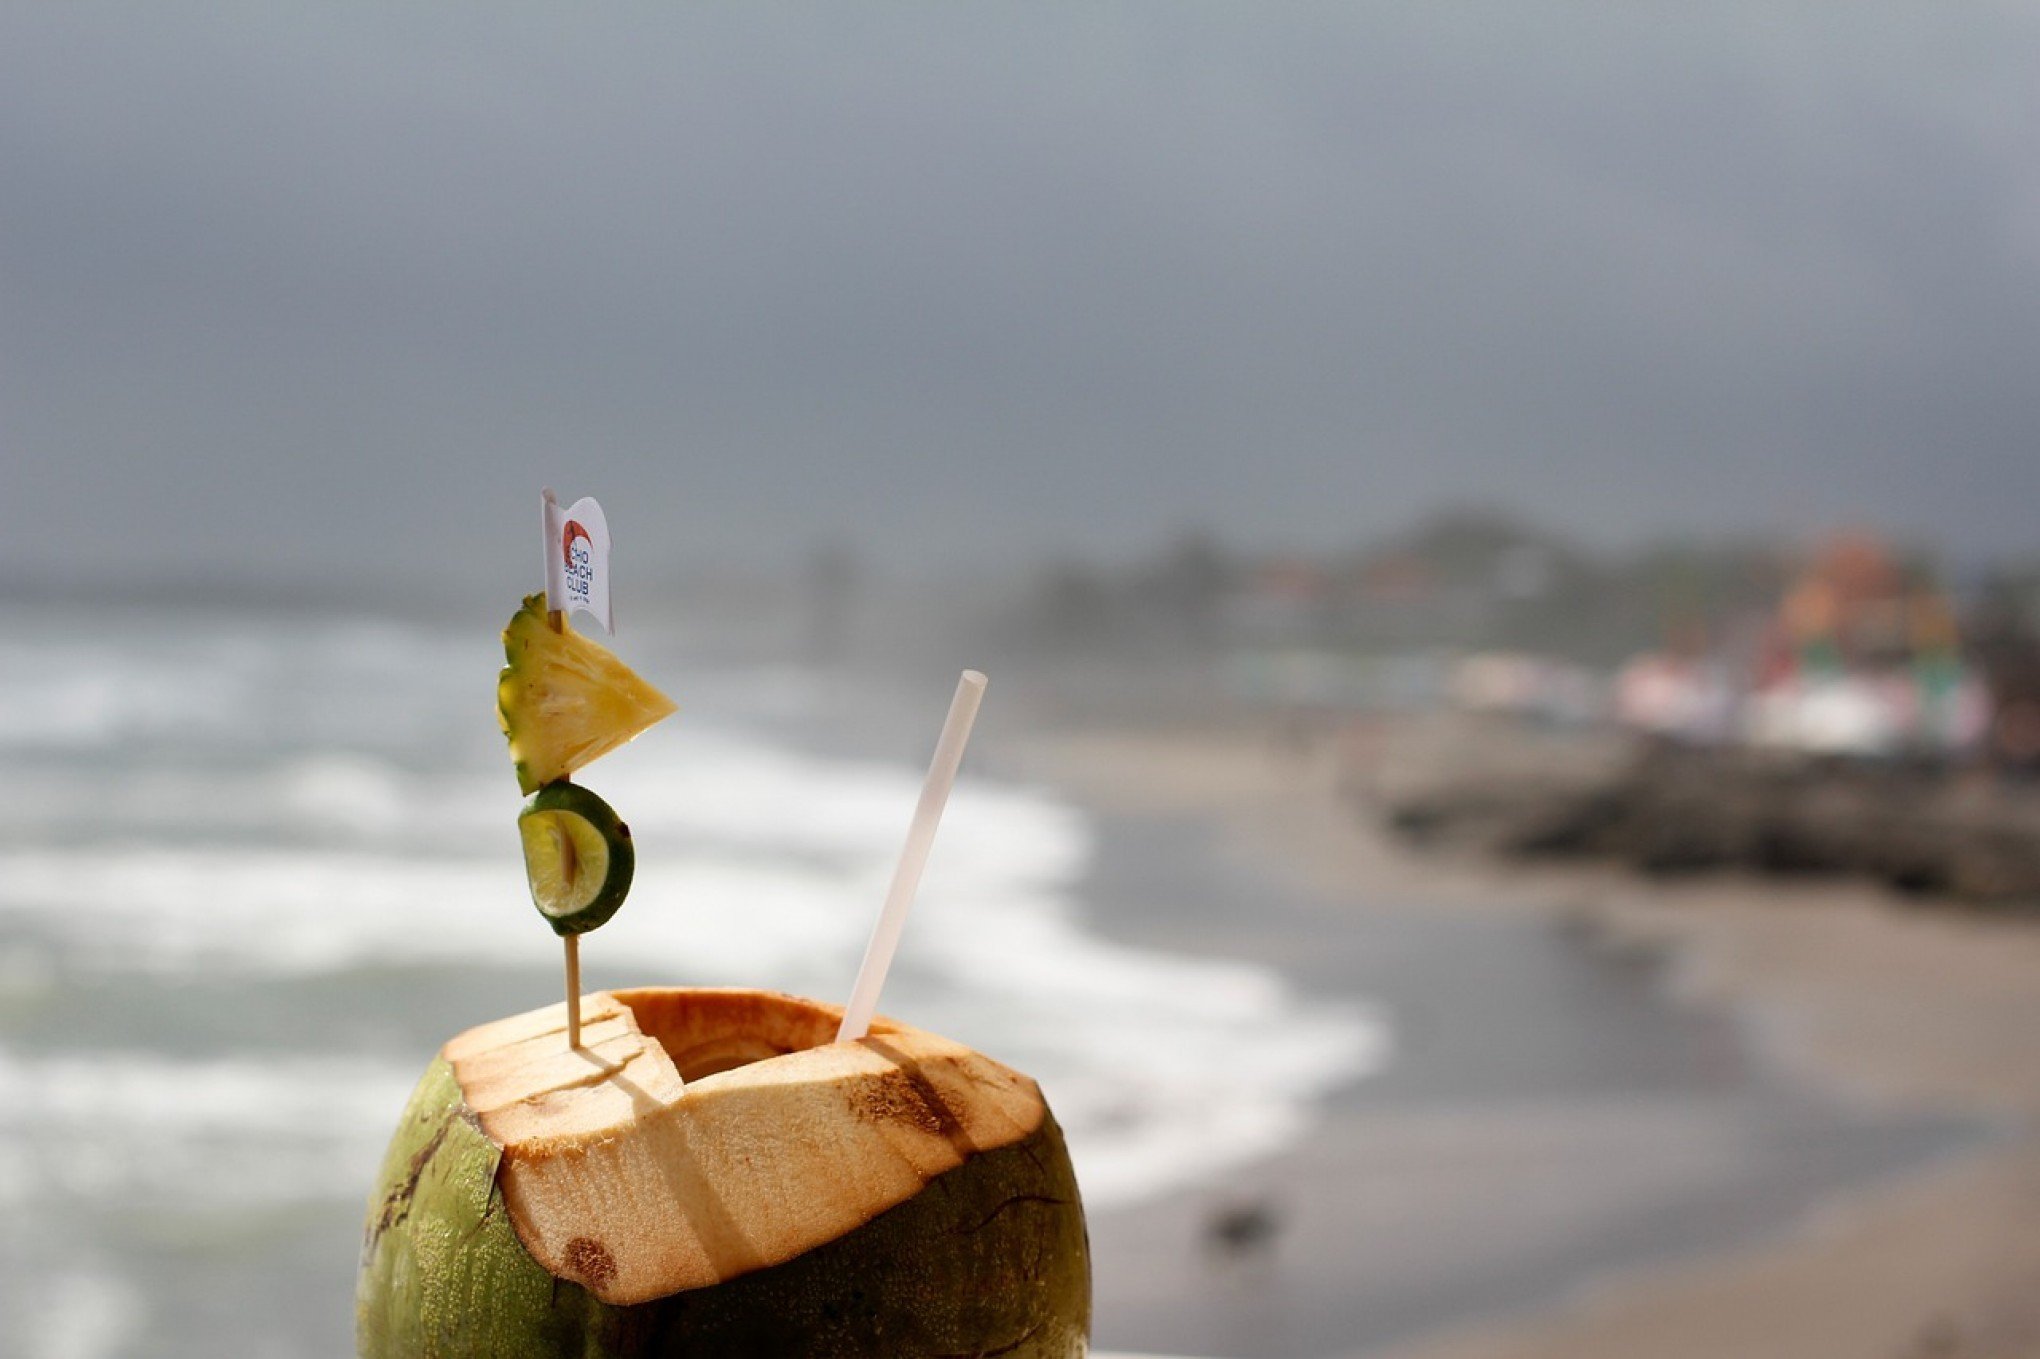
[440,987,1047,1305]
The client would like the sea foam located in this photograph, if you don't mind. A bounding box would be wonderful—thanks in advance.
[0,608,1388,1216]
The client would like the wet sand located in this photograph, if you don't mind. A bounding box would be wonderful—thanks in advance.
[1017,726,2040,1359]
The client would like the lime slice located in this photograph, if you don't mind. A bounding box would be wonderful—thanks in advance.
[517,781,634,936]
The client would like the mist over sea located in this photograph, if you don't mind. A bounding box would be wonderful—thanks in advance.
[0,602,1383,1358]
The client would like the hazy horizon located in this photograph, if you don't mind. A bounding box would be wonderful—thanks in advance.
[6,6,2038,595]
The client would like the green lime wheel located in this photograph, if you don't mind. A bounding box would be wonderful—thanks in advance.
[518,781,634,936]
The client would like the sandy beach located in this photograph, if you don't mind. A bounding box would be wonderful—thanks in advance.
[1019,724,2040,1359]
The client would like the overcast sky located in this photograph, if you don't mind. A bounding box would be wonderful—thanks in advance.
[3,5,2037,592]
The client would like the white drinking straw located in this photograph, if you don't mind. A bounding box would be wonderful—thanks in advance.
[836,670,987,1043]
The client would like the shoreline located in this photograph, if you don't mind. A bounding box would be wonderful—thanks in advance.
[1014,723,2040,1359]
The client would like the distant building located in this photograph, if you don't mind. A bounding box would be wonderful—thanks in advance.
[1620,532,1990,757]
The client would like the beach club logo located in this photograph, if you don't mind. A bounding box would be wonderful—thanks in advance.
[561,519,596,610]
[541,491,613,632]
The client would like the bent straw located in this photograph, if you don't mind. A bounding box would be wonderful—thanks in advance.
[836,670,988,1043]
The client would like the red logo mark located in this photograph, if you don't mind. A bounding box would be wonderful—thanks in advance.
[561,520,592,565]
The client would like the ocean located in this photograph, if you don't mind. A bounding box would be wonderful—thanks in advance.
[0,603,1386,1358]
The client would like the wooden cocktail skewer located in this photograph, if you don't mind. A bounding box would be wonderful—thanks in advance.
[538,487,582,1048]
[541,601,586,1050]
[836,670,987,1043]
[562,935,582,1049]
[529,486,656,1052]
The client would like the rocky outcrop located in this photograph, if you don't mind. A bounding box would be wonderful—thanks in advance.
[1373,717,2040,908]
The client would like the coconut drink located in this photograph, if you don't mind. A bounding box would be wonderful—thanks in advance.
[355,988,1090,1356]
[356,534,1089,1356]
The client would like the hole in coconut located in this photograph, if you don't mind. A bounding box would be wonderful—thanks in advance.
[611,988,861,1084]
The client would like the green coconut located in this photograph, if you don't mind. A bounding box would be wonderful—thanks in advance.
[356,988,1090,1357]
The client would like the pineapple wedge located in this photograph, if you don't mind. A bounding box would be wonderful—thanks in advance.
[497,594,676,794]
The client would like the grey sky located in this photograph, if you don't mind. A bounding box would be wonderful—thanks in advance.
[3,5,2037,592]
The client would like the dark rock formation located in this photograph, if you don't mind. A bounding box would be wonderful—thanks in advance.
[1372,717,2040,909]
